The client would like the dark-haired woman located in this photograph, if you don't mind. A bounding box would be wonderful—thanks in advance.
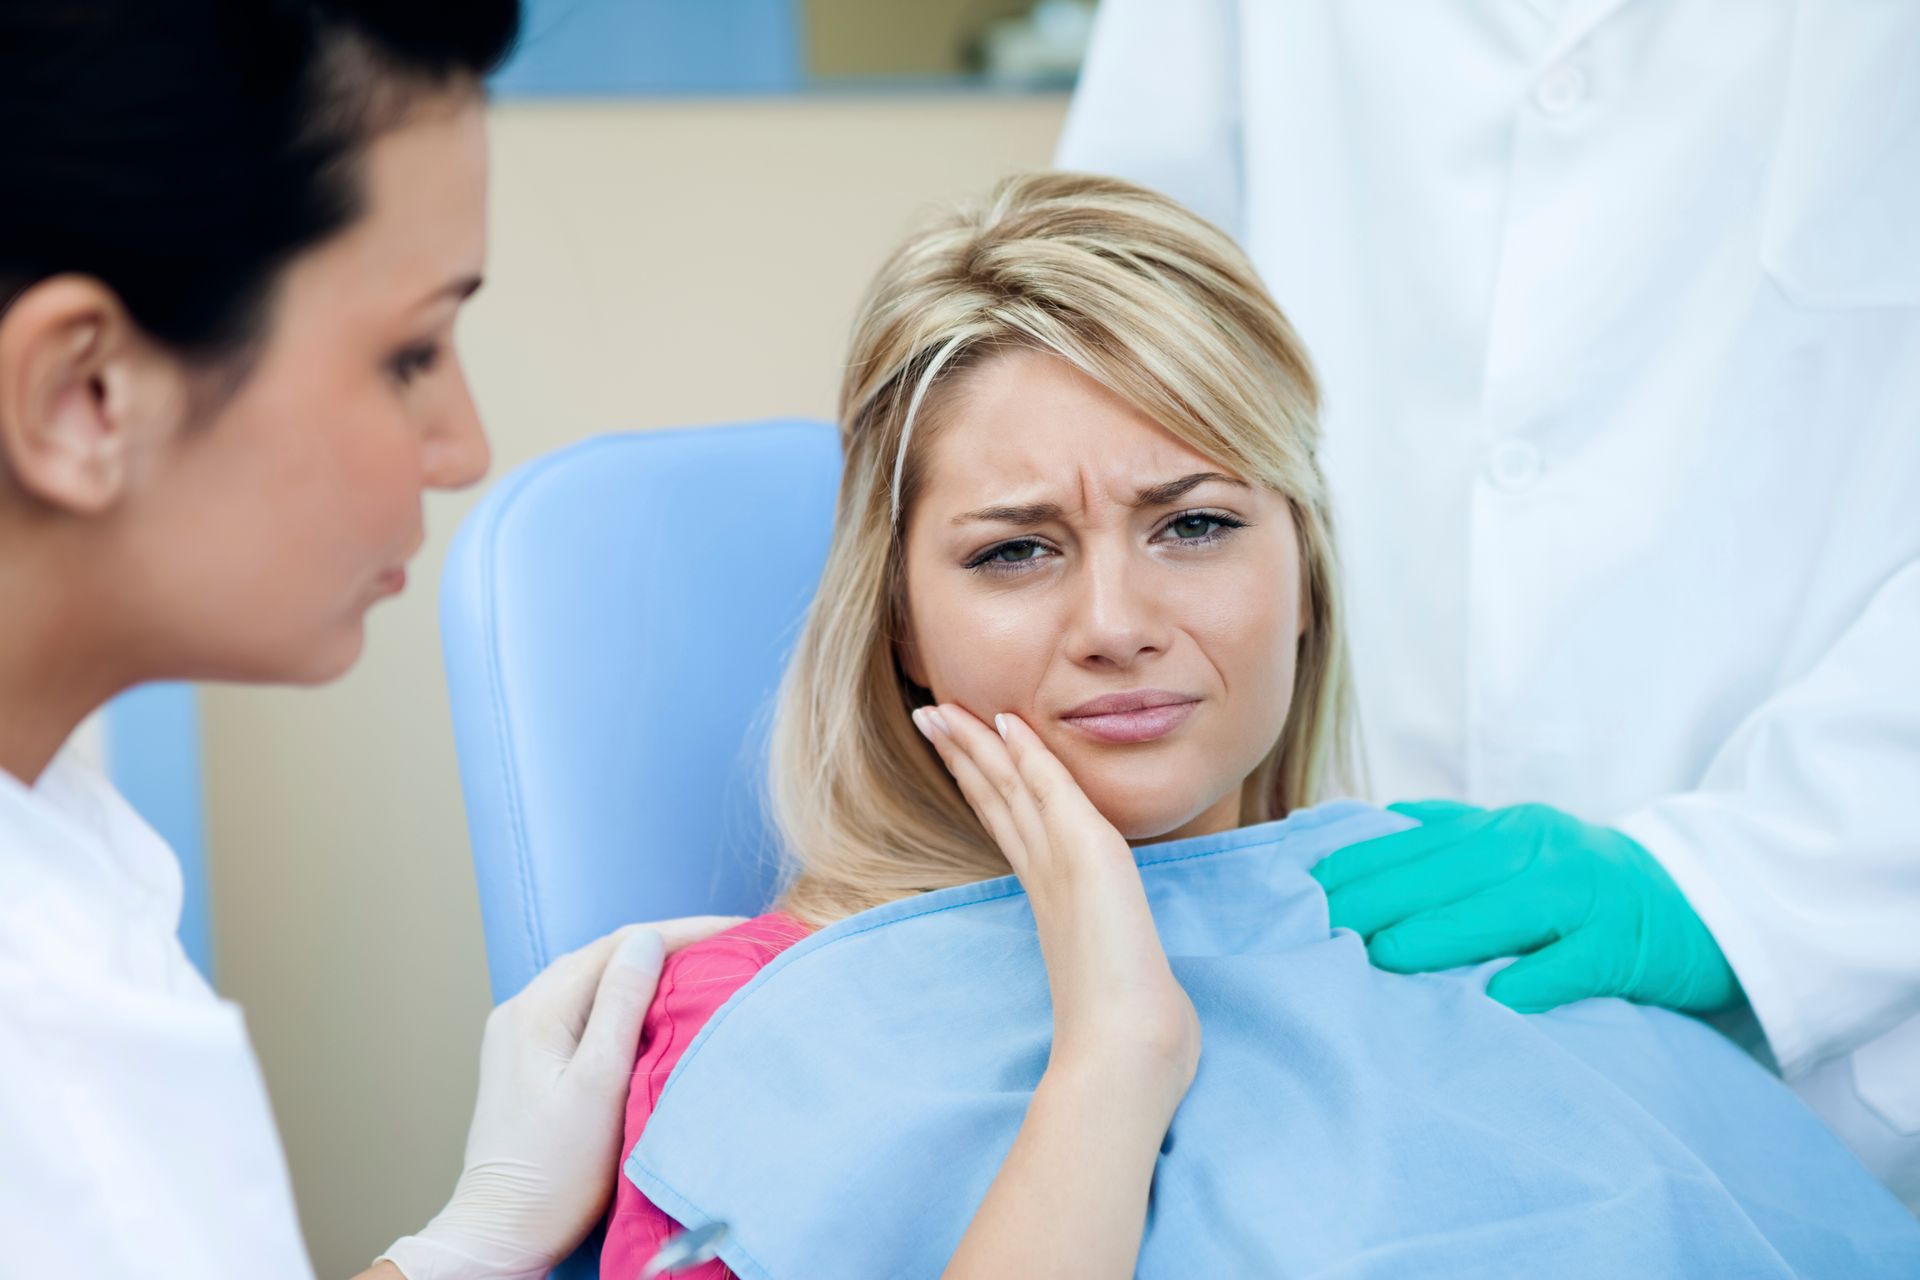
[0,3,734,1276]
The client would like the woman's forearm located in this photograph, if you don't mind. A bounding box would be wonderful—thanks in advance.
[943,1056,1183,1278]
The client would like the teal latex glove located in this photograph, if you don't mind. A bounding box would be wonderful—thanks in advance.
[1310,801,1741,1015]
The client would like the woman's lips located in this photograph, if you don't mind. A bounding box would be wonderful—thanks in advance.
[1061,699,1199,744]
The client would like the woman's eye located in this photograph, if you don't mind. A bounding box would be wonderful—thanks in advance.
[387,343,441,386]
[964,511,1245,576]
[965,539,1053,574]
[1169,514,1219,539]
[1159,510,1247,544]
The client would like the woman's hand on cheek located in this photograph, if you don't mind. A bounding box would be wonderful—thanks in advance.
[912,704,1200,1103]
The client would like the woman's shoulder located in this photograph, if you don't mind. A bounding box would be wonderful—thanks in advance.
[603,911,812,1280]
[657,911,812,988]
[632,911,812,1104]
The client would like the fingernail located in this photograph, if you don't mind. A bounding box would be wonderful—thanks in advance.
[993,713,1008,740]
[911,708,930,738]
[616,928,664,970]
[925,707,950,735]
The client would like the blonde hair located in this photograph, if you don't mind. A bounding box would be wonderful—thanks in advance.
[768,172,1355,929]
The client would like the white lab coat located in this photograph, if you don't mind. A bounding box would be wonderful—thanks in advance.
[0,752,314,1277]
[1059,0,1920,1199]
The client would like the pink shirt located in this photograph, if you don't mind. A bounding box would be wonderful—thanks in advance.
[601,912,812,1280]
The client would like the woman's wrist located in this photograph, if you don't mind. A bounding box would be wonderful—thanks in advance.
[1049,981,1202,1100]
[1042,1042,1193,1127]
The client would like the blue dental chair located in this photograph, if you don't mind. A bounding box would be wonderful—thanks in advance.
[439,418,841,1279]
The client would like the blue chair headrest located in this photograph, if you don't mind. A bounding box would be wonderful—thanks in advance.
[441,419,841,1002]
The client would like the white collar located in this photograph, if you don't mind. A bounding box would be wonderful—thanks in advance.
[0,748,185,932]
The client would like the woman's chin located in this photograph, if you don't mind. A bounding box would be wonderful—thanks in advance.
[1084,783,1220,845]
[1050,735,1254,844]
[206,619,367,687]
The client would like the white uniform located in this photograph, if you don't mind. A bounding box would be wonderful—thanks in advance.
[1059,0,1920,1199]
[0,752,314,1277]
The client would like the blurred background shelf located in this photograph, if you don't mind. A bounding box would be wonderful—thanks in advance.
[493,0,1093,97]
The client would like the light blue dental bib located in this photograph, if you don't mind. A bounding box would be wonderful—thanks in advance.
[627,803,1920,1277]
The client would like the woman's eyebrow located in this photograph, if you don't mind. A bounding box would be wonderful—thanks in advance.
[951,472,1248,526]
[952,499,1066,527]
[414,273,485,311]
[1134,471,1248,507]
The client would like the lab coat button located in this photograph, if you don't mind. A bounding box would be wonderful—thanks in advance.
[1535,64,1588,115]
[1486,440,1543,492]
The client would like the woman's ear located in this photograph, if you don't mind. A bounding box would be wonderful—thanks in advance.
[0,276,186,516]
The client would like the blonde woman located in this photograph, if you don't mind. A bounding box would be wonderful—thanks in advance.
[599,175,1918,1279]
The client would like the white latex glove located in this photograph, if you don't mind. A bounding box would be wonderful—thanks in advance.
[379,915,743,1280]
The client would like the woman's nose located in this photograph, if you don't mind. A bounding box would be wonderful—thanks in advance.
[1066,546,1168,669]
[423,365,492,492]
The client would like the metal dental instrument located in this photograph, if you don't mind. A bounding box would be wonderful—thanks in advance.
[640,1220,731,1277]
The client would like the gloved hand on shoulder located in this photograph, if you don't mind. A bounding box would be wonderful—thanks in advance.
[1310,801,1740,1015]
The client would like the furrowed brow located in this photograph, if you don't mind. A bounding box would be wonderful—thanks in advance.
[951,472,1247,526]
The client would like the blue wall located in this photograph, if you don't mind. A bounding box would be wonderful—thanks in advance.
[106,684,213,980]
[493,0,805,97]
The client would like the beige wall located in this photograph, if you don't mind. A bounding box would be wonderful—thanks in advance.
[201,93,1068,1277]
